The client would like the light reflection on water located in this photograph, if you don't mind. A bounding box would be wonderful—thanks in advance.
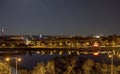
[20,52,67,69]
[22,54,120,70]
[1,48,120,70]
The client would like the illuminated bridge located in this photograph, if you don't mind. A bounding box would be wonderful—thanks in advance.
[0,46,120,56]
[0,35,120,55]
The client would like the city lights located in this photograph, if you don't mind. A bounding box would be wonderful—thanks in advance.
[118,54,120,57]
[0,0,120,73]
[93,52,99,56]
[93,42,99,47]
[0,34,120,73]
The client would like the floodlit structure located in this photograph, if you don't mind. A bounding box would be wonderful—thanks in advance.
[1,27,4,36]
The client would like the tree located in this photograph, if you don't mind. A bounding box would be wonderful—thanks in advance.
[19,69,29,74]
[0,62,11,74]
[32,62,46,74]
[101,63,109,74]
[46,60,55,74]
[82,59,94,74]
[93,63,102,74]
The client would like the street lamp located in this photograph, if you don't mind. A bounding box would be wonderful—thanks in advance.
[108,50,118,74]
[109,54,114,74]
[108,50,120,74]
[5,57,21,74]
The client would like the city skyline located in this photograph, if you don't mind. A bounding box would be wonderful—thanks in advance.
[0,0,120,35]
[0,0,120,73]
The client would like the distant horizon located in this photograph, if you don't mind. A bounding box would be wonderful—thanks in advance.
[1,26,120,36]
[1,32,120,36]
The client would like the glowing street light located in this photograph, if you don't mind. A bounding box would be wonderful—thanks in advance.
[108,51,120,74]
[6,57,10,61]
[6,57,21,74]
[108,54,112,58]
[109,54,114,74]
[18,58,21,62]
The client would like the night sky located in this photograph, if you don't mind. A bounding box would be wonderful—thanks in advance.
[0,0,120,35]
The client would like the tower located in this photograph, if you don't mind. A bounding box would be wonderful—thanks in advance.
[1,27,4,36]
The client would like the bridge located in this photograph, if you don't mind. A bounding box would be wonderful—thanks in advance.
[0,35,120,55]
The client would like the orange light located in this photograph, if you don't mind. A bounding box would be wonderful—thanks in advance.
[109,55,112,58]
[6,58,10,61]
[93,42,98,47]
[118,54,120,57]
[17,58,21,61]
[93,52,99,56]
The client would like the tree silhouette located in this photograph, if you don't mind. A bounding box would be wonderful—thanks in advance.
[82,59,94,74]
[32,62,46,74]
[46,60,55,74]
[0,62,11,74]
[19,69,29,74]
